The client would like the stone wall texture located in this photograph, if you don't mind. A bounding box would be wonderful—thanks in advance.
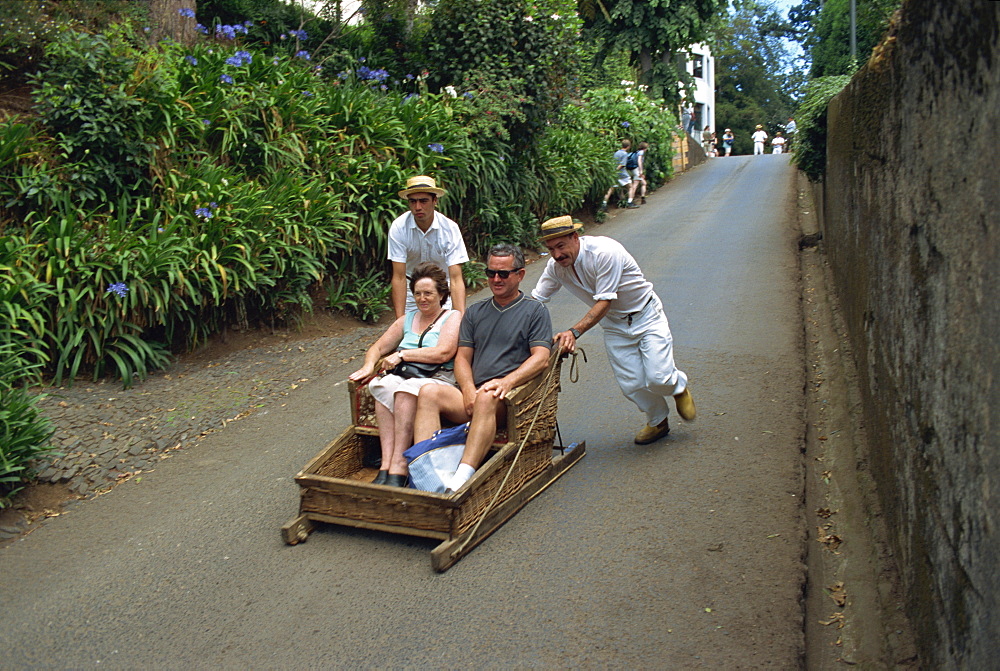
[822,0,999,666]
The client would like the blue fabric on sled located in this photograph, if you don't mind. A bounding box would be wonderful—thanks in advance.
[404,423,469,493]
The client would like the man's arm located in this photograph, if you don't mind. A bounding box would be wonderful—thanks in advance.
[448,263,466,313]
[390,261,408,319]
[478,345,551,400]
[454,346,478,417]
[553,299,611,354]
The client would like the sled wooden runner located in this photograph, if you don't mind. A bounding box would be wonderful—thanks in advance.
[282,350,585,571]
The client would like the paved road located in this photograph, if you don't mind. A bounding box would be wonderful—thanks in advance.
[1,154,806,668]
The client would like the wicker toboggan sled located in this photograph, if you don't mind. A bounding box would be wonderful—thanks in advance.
[281,349,585,571]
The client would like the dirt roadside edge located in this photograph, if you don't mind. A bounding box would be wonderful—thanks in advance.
[796,172,919,669]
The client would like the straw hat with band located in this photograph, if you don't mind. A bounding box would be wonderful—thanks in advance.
[539,215,584,242]
[399,175,446,199]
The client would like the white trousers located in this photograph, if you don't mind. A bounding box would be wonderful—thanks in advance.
[754,141,765,155]
[600,294,688,426]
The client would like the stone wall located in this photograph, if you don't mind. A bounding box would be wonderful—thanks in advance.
[821,0,999,666]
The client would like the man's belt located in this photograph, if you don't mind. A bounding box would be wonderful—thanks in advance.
[619,295,654,326]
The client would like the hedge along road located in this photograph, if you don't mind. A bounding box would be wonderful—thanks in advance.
[0,154,806,668]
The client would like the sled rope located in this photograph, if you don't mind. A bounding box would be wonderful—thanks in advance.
[450,347,583,559]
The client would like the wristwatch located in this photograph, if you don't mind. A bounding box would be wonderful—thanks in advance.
[569,328,581,339]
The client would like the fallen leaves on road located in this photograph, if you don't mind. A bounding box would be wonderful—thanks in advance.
[818,523,842,551]
[816,507,836,518]
[819,612,846,628]
[826,581,847,607]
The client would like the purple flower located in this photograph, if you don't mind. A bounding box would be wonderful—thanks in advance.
[209,202,218,208]
[201,119,211,125]
[195,207,214,219]
[621,121,631,128]
[404,73,415,80]
[106,282,129,298]
[196,24,208,34]
[220,74,233,84]
[226,50,252,66]
[295,50,311,61]
[428,143,444,153]
[358,56,366,63]
[403,93,419,101]
[302,91,314,97]
[178,8,195,18]
[288,29,308,41]
[380,84,387,91]
[185,55,198,65]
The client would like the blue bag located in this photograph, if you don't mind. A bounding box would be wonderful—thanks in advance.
[404,423,469,493]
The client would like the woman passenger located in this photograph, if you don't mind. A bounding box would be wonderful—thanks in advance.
[348,263,461,487]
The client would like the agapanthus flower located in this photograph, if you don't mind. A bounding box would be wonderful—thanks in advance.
[428,143,444,153]
[201,119,211,125]
[106,282,129,298]
[178,8,195,18]
[288,29,308,41]
[403,93,418,101]
[302,91,314,97]
[295,50,311,61]
[404,73,415,81]
[196,24,208,34]
[185,55,198,65]
[220,74,233,84]
[195,207,214,219]
[621,121,631,128]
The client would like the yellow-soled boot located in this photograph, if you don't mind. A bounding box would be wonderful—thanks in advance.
[674,388,696,421]
[634,417,671,445]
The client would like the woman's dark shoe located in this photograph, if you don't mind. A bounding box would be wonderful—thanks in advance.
[385,474,409,488]
[372,470,389,485]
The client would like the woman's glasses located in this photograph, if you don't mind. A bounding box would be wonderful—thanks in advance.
[485,267,523,279]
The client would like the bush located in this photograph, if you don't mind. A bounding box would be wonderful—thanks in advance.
[0,344,55,507]
[792,74,852,181]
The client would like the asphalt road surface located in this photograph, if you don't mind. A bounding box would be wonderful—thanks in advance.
[1,154,806,668]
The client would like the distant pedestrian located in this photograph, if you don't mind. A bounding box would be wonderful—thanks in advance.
[702,126,713,155]
[784,117,797,149]
[601,139,633,210]
[752,124,768,156]
[628,141,649,205]
[722,128,734,156]
[771,132,786,154]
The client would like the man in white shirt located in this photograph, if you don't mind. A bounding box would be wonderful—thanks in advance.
[752,124,768,155]
[531,216,696,445]
[388,175,469,318]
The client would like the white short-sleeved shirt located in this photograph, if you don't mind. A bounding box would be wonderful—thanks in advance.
[387,210,469,280]
[531,236,654,318]
[752,130,768,143]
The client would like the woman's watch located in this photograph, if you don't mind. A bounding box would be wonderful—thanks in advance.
[569,328,581,339]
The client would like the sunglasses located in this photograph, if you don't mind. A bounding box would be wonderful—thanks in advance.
[485,267,523,279]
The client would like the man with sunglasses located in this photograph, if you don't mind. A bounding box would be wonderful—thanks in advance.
[531,216,695,445]
[413,243,552,491]
[388,175,469,318]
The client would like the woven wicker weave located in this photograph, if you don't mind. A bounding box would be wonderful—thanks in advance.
[296,351,564,539]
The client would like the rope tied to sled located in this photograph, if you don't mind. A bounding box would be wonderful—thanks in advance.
[449,346,584,560]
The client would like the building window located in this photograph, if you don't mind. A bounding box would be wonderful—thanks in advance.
[692,55,704,79]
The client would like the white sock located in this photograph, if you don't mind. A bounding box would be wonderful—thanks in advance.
[448,463,476,490]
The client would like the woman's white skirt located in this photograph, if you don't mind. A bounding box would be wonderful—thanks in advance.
[368,370,457,412]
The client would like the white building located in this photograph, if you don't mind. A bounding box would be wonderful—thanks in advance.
[680,43,716,143]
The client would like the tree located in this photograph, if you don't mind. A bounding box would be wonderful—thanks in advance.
[789,0,900,77]
[423,0,584,148]
[713,1,804,154]
[147,0,198,45]
[579,0,728,101]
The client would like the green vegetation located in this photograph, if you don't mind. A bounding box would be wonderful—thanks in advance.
[791,74,852,181]
[0,0,730,498]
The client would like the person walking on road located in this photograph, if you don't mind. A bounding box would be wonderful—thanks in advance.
[601,139,635,210]
[388,175,469,318]
[752,124,768,156]
[627,141,649,205]
[531,216,696,445]
[722,128,735,156]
